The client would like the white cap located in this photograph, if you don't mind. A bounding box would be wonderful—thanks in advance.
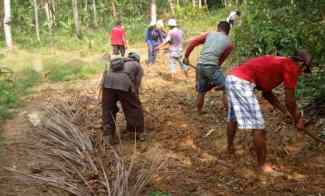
[167,19,177,27]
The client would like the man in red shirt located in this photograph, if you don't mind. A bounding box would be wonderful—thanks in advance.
[110,20,128,57]
[225,50,312,173]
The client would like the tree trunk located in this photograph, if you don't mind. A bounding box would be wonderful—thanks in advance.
[33,0,41,42]
[111,0,117,19]
[203,0,207,7]
[168,0,175,15]
[92,0,97,27]
[150,0,157,23]
[44,2,53,34]
[72,0,81,38]
[51,0,55,13]
[3,0,12,49]
[192,0,196,7]
[198,0,202,8]
[84,0,88,11]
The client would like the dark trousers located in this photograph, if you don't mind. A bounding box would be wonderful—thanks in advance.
[147,43,158,64]
[112,45,126,57]
[102,88,144,136]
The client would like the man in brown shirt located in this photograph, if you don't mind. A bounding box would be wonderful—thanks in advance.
[102,52,144,144]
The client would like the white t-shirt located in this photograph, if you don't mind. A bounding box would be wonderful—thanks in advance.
[227,11,239,23]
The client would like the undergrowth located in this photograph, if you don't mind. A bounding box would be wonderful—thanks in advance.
[0,68,41,121]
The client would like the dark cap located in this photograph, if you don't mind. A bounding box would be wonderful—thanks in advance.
[128,52,140,62]
[292,49,312,73]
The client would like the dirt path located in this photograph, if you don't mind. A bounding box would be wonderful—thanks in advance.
[1,50,325,196]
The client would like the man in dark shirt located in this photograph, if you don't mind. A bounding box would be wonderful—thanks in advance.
[102,52,144,145]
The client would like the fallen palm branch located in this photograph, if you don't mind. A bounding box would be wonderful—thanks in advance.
[7,97,166,196]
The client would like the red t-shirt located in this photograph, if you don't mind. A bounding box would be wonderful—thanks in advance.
[231,55,301,91]
[111,25,126,46]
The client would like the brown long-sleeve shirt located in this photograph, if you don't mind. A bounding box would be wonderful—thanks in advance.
[103,60,143,95]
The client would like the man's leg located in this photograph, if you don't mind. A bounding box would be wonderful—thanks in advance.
[226,97,237,153]
[120,45,126,57]
[102,88,119,144]
[253,129,274,172]
[176,57,188,77]
[152,44,158,64]
[112,45,119,55]
[118,91,145,138]
[196,92,206,113]
[168,54,177,80]
[227,120,237,154]
[147,44,154,65]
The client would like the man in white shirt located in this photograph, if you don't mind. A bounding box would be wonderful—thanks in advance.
[227,10,241,28]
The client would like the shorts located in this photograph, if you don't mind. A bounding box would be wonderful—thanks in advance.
[226,75,265,129]
[168,49,187,73]
[112,45,126,57]
[197,63,225,93]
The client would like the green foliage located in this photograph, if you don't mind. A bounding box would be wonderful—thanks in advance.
[0,68,41,121]
[45,60,103,82]
[149,192,171,196]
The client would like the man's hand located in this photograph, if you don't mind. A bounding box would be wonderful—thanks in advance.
[295,111,304,130]
[154,46,160,51]
[183,57,190,65]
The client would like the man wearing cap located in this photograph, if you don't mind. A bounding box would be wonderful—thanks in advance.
[102,52,144,144]
[183,21,234,113]
[155,19,188,79]
[225,50,312,173]
[227,10,241,28]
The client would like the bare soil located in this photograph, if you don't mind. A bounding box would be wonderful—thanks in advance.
[0,50,325,196]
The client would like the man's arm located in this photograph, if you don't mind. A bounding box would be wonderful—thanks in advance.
[184,33,208,59]
[285,88,303,129]
[262,91,286,114]
[219,43,234,66]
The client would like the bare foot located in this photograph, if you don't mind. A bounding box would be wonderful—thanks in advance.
[259,164,284,177]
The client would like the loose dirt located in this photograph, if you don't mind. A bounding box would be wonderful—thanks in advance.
[0,49,325,196]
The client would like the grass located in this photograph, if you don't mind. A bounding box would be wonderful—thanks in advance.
[0,67,42,121]
[149,192,172,196]
[0,48,105,123]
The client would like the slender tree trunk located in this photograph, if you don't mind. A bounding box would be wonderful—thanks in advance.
[84,0,88,11]
[198,0,202,8]
[192,0,196,7]
[92,0,97,27]
[33,0,41,42]
[150,0,157,23]
[111,0,117,19]
[72,0,81,38]
[3,0,12,49]
[204,0,207,7]
[51,0,55,13]
[44,2,53,34]
[168,0,175,15]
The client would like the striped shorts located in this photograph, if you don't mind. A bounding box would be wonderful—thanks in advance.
[225,75,265,129]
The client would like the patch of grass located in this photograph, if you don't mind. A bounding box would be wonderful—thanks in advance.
[0,67,42,121]
[149,192,172,196]
[45,61,103,82]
